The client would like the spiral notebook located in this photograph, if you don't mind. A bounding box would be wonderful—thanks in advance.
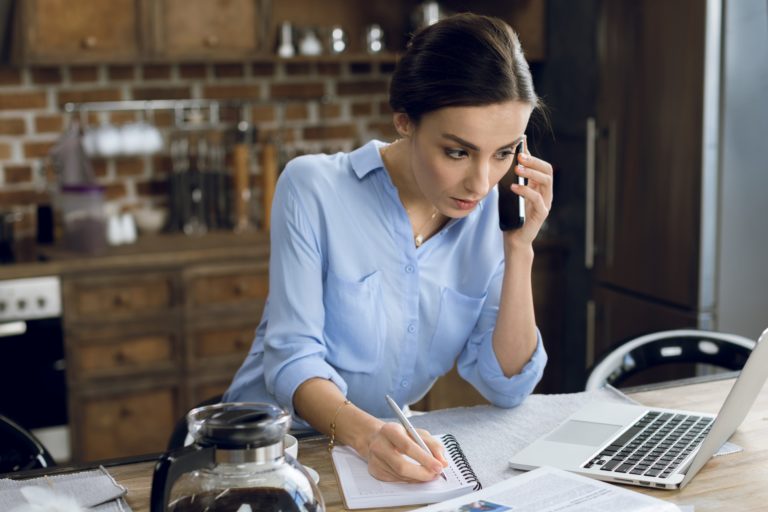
[331,433,481,509]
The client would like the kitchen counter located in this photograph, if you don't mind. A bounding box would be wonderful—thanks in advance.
[0,231,269,280]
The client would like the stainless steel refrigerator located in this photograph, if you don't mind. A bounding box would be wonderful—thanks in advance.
[585,0,768,368]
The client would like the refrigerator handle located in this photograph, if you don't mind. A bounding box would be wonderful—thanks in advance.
[586,300,597,370]
[605,120,617,267]
[585,118,597,268]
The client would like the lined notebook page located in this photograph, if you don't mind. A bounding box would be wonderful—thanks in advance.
[331,434,480,509]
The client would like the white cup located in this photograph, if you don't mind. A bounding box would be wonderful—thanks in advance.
[284,434,298,459]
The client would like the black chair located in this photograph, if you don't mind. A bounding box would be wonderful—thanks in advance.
[0,415,56,473]
[585,329,756,390]
[166,395,223,450]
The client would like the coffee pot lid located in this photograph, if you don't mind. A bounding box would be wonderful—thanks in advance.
[187,402,291,449]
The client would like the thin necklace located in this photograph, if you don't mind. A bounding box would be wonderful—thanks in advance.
[413,207,439,248]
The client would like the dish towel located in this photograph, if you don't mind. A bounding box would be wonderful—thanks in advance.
[0,466,131,511]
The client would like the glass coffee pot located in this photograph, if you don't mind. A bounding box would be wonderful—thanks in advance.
[151,402,324,512]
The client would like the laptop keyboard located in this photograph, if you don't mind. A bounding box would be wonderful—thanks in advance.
[583,411,714,478]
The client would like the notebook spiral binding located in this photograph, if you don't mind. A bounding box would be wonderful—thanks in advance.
[442,434,482,490]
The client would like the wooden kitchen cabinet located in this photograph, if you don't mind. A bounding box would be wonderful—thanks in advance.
[13,0,546,64]
[58,233,269,463]
[150,0,263,60]
[184,261,268,405]
[14,0,147,64]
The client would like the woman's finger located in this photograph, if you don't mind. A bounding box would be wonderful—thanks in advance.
[518,151,553,176]
[511,183,549,217]
[377,423,444,481]
[516,164,553,193]
[367,451,424,483]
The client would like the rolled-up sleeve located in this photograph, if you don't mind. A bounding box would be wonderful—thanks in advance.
[455,261,547,408]
[262,165,348,419]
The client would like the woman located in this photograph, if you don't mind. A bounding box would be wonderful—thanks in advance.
[225,13,553,483]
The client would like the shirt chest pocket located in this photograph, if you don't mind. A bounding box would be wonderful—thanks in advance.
[323,270,386,373]
[427,286,486,377]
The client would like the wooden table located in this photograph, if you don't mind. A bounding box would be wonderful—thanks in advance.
[106,377,768,511]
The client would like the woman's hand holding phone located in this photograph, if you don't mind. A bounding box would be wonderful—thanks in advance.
[497,137,554,246]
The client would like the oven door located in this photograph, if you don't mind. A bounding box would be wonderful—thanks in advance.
[0,317,68,459]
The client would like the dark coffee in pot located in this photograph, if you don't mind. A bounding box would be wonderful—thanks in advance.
[169,487,317,512]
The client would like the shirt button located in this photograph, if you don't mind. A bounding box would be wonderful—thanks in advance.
[400,380,409,388]
[405,264,414,273]
[407,324,416,334]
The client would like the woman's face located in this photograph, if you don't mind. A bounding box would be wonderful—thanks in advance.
[402,101,533,218]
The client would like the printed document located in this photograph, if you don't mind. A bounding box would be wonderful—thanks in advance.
[414,466,682,512]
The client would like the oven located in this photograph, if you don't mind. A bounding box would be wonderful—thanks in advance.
[0,276,69,462]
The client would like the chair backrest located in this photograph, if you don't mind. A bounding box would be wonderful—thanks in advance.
[585,329,756,391]
[0,415,56,473]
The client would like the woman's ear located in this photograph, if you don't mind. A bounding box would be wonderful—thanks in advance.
[392,113,414,138]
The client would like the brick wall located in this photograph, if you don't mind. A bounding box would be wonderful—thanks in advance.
[0,60,397,214]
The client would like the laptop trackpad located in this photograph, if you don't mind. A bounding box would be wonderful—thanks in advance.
[546,420,623,447]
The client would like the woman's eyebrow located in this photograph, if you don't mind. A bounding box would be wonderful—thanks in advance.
[441,133,525,152]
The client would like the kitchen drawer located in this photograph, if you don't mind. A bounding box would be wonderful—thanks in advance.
[187,323,257,369]
[63,272,178,322]
[16,0,145,64]
[151,0,262,59]
[76,385,180,461]
[185,263,268,309]
[72,332,178,380]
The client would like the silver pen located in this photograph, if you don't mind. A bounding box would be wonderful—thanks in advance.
[385,394,447,481]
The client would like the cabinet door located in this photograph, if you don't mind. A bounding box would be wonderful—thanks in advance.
[594,0,706,308]
[18,0,143,63]
[75,385,181,461]
[152,0,261,59]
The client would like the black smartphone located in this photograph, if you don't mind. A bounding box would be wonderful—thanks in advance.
[498,141,526,231]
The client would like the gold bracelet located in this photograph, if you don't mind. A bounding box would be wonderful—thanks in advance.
[328,399,351,452]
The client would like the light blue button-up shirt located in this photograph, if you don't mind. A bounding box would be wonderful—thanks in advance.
[224,140,547,425]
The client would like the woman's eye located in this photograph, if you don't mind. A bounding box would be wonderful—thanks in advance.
[495,149,515,160]
[444,148,468,159]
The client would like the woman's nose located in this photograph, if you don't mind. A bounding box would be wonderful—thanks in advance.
[464,161,491,196]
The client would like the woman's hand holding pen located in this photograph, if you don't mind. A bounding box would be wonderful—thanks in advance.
[294,378,446,483]
[506,143,554,247]
[365,423,449,483]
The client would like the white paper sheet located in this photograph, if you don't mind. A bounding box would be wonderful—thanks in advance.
[414,466,682,512]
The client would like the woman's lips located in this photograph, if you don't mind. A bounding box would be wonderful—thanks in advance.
[453,197,478,210]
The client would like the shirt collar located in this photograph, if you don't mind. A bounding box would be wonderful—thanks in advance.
[349,140,388,179]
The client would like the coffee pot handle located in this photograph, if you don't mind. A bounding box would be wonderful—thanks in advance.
[150,444,215,512]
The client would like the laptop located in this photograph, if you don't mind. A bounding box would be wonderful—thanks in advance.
[509,327,768,490]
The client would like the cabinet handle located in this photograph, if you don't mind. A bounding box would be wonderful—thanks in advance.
[80,36,98,49]
[113,294,130,308]
[234,283,247,296]
[585,118,597,269]
[119,407,132,419]
[204,35,220,48]
[113,351,127,365]
[234,337,247,350]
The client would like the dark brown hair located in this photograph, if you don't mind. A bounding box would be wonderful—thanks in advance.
[389,13,540,122]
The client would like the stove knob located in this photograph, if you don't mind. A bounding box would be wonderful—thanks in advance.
[0,301,5,312]
[17,299,27,310]
[37,296,47,309]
